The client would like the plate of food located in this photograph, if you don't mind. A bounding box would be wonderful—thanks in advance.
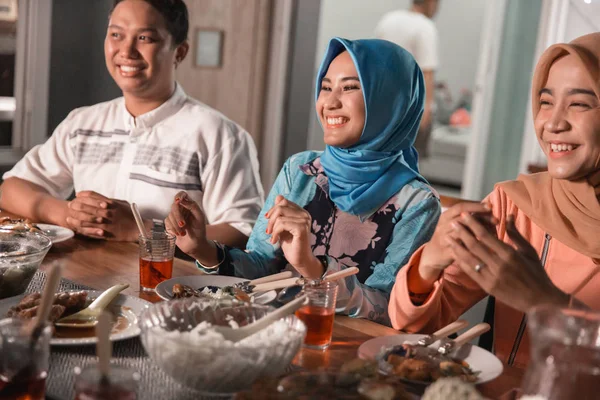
[357,333,503,386]
[234,358,418,400]
[155,275,278,305]
[0,290,151,346]
[0,218,74,244]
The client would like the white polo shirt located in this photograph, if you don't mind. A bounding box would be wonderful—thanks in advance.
[3,84,264,236]
[375,10,439,71]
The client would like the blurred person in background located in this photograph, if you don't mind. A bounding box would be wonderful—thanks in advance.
[375,0,440,158]
[0,0,263,245]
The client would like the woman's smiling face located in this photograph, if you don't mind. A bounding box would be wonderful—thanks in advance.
[316,51,366,148]
[535,55,600,180]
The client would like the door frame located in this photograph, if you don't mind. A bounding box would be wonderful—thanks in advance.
[259,0,295,190]
[518,0,570,173]
[461,0,508,200]
[12,0,52,151]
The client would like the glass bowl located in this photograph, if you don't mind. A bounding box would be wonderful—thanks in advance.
[139,297,306,396]
[0,229,52,299]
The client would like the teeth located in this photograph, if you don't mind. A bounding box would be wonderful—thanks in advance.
[550,143,575,152]
[120,66,141,72]
[326,117,347,125]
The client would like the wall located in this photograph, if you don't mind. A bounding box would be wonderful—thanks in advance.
[565,0,600,42]
[307,0,487,150]
[280,0,322,161]
[479,0,542,197]
[175,0,272,147]
[47,0,120,135]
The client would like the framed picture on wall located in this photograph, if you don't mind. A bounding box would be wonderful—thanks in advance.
[0,0,17,22]
[194,29,224,68]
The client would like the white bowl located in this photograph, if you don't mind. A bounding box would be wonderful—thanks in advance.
[139,298,306,395]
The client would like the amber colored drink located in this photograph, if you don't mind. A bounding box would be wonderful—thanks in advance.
[295,305,335,348]
[0,373,46,400]
[139,257,173,291]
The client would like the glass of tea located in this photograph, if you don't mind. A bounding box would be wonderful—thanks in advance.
[294,281,338,350]
[0,318,52,400]
[74,364,140,400]
[138,231,176,292]
[520,306,600,400]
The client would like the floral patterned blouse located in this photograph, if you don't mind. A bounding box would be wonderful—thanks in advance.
[197,151,441,325]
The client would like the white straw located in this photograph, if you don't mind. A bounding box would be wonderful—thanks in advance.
[96,311,112,378]
[35,262,63,327]
[130,203,149,238]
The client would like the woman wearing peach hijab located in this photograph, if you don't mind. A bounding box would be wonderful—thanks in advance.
[388,32,600,368]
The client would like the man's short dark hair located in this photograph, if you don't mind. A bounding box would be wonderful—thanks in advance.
[111,0,189,46]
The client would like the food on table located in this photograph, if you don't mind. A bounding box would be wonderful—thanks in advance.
[0,217,43,235]
[6,291,88,322]
[171,284,252,302]
[5,290,132,339]
[380,344,479,383]
[171,283,193,298]
[421,377,484,400]
[245,359,411,400]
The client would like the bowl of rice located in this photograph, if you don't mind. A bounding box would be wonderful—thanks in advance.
[139,297,306,395]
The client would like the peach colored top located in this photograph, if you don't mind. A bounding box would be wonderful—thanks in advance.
[389,185,600,368]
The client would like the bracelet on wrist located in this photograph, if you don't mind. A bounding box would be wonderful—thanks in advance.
[196,241,225,270]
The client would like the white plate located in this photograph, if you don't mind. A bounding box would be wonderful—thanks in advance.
[357,333,503,385]
[37,224,74,244]
[155,275,278,305]
[0,290,151,346]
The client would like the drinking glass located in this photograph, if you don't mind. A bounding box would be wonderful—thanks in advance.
[294,281,338,350]
[138,232,175,292]
[74,364,140,400]
[520,305,600,400]
[0,318,51,400]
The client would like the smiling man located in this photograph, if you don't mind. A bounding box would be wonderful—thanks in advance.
[0,0,264,246]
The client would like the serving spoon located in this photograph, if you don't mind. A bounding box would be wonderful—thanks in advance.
[54,284,129,328]
[212,294,308,343]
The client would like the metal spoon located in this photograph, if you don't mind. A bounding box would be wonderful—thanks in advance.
[276,267,360,304]
[276,285,303,305]
[54,284,129,328]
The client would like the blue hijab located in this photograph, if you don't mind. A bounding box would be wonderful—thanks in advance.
[317,37,427,216]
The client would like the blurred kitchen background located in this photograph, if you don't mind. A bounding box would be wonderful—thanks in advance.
[0,0,598,200]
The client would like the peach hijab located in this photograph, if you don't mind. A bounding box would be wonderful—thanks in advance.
[499,33,600,260]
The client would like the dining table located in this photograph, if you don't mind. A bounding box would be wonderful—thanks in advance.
[6,222,524,399]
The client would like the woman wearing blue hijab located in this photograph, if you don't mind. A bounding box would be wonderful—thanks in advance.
[165,38,441,325]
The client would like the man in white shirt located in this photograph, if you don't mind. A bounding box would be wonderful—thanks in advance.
[375,0,440,158]
[0,0,264,247]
